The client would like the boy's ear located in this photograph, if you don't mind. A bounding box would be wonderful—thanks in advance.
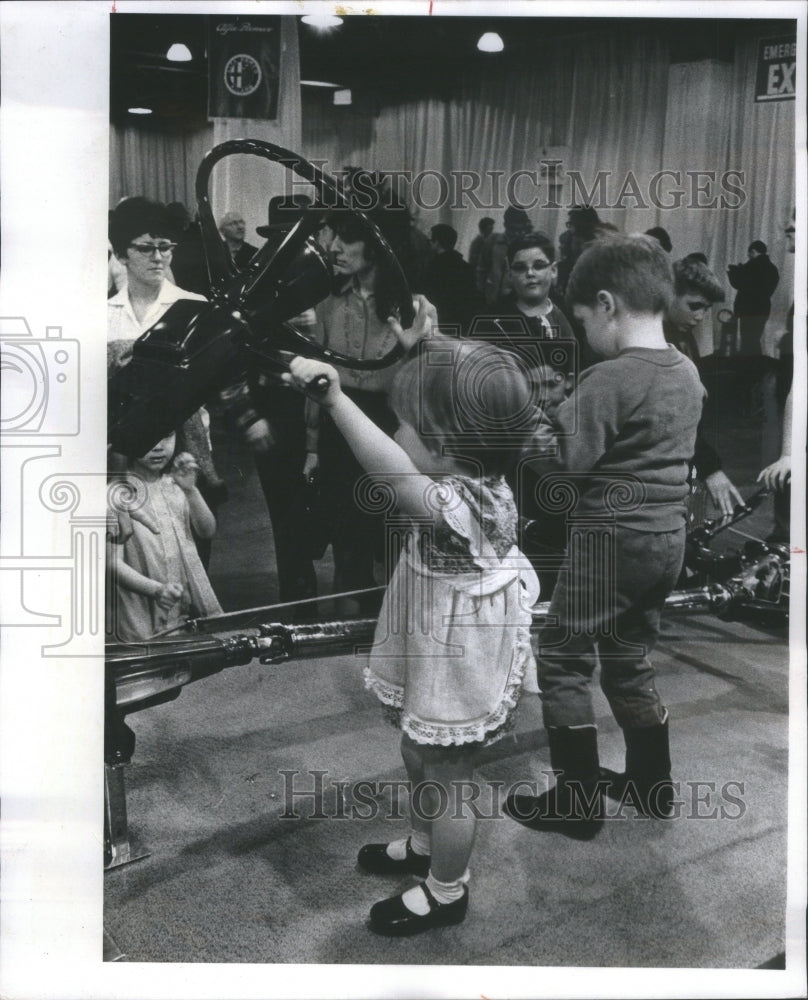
[596,290,616,314]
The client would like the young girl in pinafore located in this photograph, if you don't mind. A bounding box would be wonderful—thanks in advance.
[107,431,222,642]
[287,322,539,937]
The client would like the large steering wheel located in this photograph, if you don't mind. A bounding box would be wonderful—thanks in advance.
[108,140,416,458]
[195,138,414,369]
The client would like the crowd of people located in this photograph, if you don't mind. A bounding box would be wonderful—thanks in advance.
[105,180,794,936]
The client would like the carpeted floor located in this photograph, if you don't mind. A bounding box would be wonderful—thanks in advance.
[104,371,794,967]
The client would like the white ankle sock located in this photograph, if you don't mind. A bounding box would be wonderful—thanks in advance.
[384,832,430,861]
[384,838,409,861]
[425,872,467,904]
[399,872,469,915]
[401,884,432,915]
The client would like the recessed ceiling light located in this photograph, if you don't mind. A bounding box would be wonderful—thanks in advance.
[167,43,192,62]
[477,32,504,53]
[301,14,343,29]
[300,79,341,88]
[128,107,153,115]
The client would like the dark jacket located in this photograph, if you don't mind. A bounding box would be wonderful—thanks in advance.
[471,296,581,373]
[728,254,780,318]
[423,249,479,333]
[231,241,259,270]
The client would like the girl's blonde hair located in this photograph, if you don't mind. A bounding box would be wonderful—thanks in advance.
[390,336,534,476]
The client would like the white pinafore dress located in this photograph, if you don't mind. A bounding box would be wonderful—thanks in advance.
[363,475,540,747]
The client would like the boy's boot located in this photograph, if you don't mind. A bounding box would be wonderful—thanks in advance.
[504,726,604,840]
[602,719,675,819]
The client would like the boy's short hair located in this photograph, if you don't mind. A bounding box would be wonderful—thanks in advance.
[749,239,767,255]
[507,231,556,264]
[109,197,172,257]
[390,335,533,476]
[566,234,674,314]
[430,224,458,251]
[673,258,725,303]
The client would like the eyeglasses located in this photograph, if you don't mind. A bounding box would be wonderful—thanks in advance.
[129,242,177,257]
[510,259,553,274]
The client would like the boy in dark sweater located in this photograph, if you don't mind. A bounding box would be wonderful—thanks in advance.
[471,231,578,367]
[506,235,706,835]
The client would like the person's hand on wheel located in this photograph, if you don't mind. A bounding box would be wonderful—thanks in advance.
[757,455,791,492]
[284,357,342,409]
[387,294,436,352]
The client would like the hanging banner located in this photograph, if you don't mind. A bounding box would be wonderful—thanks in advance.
[208,16,282,119]
[755,35,797,102]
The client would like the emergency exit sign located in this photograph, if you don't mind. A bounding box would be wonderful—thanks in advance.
[755,35,796,102]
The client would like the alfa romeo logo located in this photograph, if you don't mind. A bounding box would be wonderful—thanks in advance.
[224,54,262,96]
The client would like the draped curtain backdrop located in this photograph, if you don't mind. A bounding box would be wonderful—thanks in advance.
[660,59,735,262]
[302,27,671,255]
[720,27,796,345]
[109,124,211,212]
[111,18,796,339]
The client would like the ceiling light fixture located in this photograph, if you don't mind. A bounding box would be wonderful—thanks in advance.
[301,14,343,29]
[300,79,341,88]
[166,42,192,62]
[477,32,504,53]
[128,107,153,115]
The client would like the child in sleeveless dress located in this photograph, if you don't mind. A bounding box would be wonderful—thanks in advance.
[106,431,222,642]
[286,330,540,937]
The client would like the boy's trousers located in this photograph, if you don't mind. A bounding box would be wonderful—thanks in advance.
[538,523,686,730]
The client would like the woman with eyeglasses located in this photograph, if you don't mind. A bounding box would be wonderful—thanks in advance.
[107,197,203,354]
[107,197,227,568]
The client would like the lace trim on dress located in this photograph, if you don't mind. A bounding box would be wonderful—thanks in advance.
[363,625,533,747]
[363,667,404,709]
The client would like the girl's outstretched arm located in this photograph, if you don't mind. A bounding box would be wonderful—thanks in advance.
[284,358,439,521]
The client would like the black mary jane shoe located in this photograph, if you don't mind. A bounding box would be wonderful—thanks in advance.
[357,838,431,878]
[369,882,468,937]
